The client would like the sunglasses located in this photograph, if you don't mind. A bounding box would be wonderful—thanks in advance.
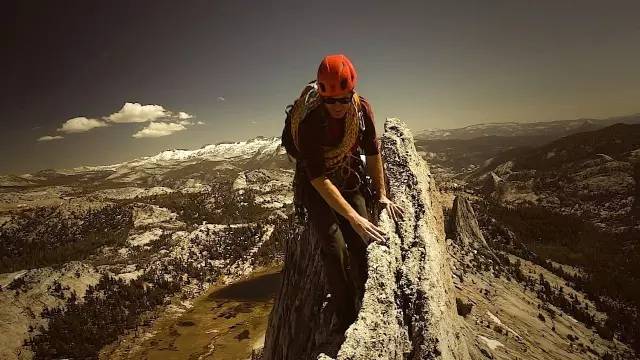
[323,95,352,104]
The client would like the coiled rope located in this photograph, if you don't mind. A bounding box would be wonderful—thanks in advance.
[290,81,362,174]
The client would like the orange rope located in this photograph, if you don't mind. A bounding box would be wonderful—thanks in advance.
[290,82,361,174]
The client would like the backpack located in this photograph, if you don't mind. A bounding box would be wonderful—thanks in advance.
[281,103,299,161]
[281,79,320,162]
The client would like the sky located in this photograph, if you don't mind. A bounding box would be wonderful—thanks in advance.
[2,0,639,175]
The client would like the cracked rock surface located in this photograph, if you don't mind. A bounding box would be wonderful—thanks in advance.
[263,118,471,360]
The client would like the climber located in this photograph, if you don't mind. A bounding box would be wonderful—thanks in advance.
[291,54,405,334]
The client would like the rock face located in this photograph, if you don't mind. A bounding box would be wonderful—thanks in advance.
[446,196,635,360]
[448,196,490,250]
[482,172,503,194]
[263,118,471,360]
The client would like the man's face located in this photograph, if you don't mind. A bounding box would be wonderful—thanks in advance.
[322,92,353,118]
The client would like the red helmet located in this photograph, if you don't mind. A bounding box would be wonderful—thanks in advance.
[316,54,357,97]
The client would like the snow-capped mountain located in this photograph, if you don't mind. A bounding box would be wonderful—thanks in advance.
[104,135,284,169]
[1,136,290,189]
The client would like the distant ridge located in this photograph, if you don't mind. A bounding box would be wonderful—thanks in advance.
[416,113,640,141]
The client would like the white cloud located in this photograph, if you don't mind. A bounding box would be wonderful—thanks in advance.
[57,117,108,133]
[217,97,225,102]
[132,122,187,138]
[196,121,205,125]
[106,102,168,123]
[177,111,193,119]
[45,103,197,141]
[38,135,64,142]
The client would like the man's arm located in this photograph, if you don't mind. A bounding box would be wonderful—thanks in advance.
[309,176,360,221]
[366,153,386,200]
[310,175,387,244]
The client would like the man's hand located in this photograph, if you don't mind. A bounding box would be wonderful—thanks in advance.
[348,213,387,246]
[378,195,405,222]
[309,177,387,246]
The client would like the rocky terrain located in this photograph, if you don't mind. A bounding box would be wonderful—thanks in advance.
[1,115,638,359]
[0,136,296,359]
[413,116,640,359]
[461,123,640,233]
[447,195,633,359]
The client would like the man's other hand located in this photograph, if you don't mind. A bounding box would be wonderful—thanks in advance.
[348,213,386,246]
[378,196,405,222]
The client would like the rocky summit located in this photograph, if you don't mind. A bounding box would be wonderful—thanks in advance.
[264,118,470,360]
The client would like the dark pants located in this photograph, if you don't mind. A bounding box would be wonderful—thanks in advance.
[303,184,369,329]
